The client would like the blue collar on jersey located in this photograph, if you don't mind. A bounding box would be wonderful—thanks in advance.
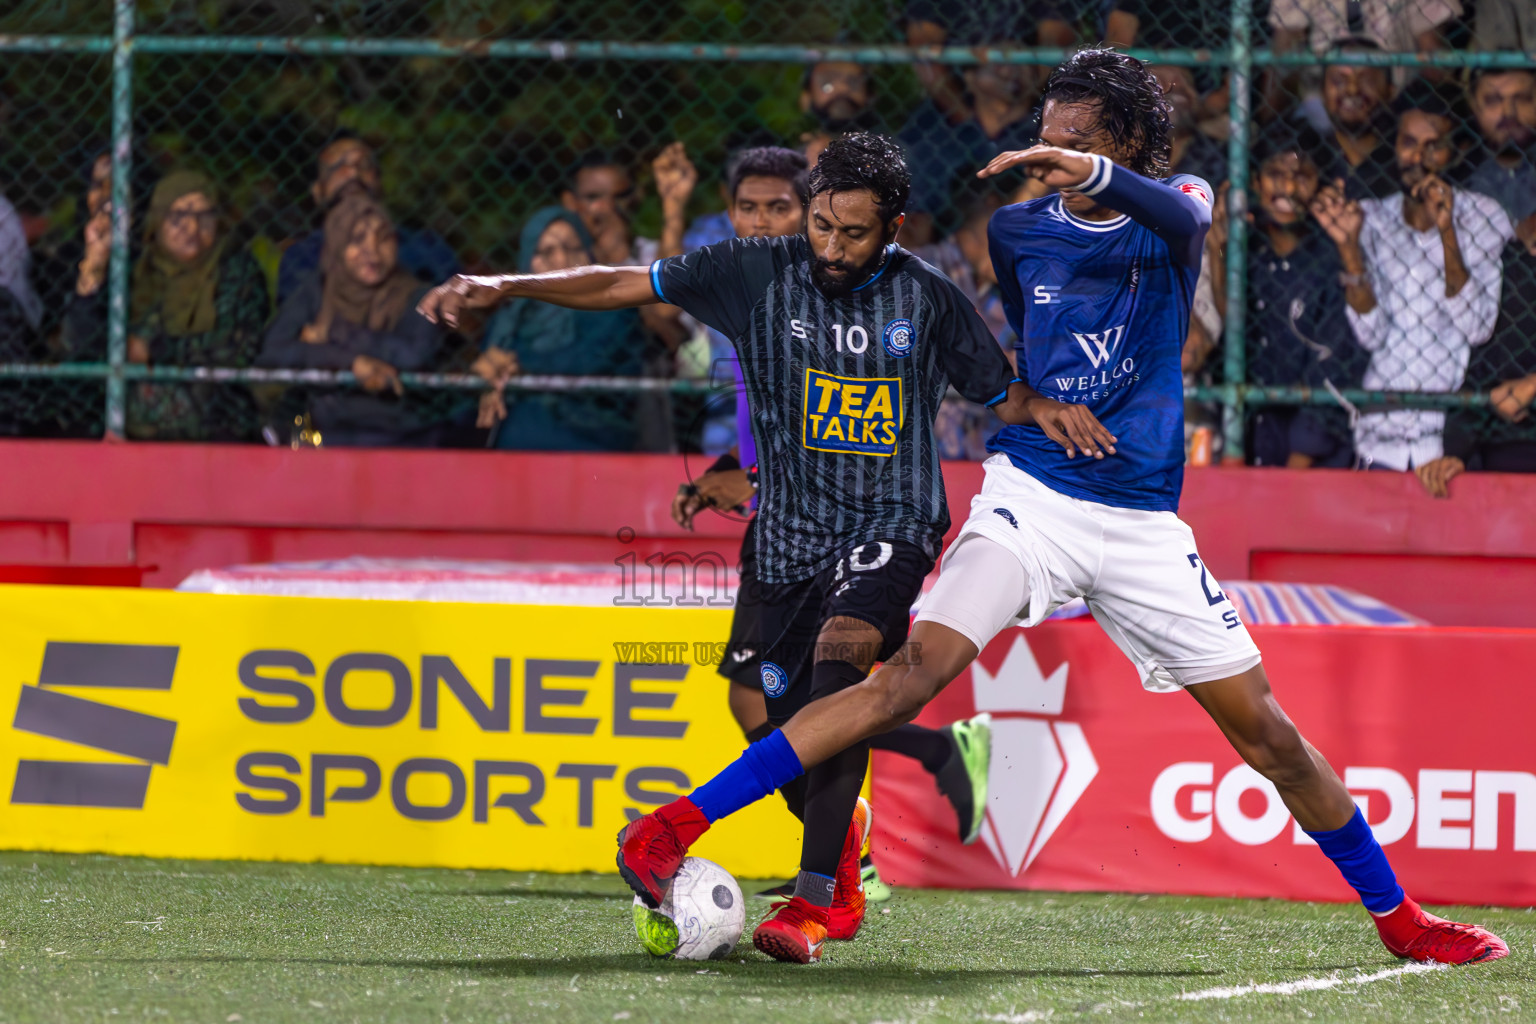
[851,244,898,292]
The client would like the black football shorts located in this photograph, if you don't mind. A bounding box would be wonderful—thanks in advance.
[753,538,933,725]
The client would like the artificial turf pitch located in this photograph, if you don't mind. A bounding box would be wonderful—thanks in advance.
[0,853,1529,1023]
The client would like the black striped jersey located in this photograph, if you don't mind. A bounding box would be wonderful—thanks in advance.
[652,235,1015,584]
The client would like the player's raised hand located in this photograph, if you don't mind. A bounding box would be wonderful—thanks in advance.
[977,145,1095,190]
[1025,397,1118,459]
[416,275,509,328]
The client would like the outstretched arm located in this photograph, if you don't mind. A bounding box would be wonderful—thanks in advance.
[416,265,659,328]
[980,146,1211,265]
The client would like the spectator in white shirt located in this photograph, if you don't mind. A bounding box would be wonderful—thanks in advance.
[1311,83,1514,470]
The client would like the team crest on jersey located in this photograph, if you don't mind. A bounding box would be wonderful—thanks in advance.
[1178,181,1212,205]
[802,367,903,457]
[760,661,789,698]
[882,318,915,358]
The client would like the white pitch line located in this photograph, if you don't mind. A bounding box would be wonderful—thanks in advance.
[1178,961,1448,1001]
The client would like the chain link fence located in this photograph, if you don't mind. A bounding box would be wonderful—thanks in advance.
[0,0,1532,469]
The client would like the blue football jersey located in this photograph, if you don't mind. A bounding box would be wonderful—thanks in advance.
[987,157,1213,512]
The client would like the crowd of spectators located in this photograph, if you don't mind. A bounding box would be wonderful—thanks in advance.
[0,0,1533,497]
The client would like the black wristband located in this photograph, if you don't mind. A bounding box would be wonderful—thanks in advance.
[706,452,741,475]
[745,465,759,490]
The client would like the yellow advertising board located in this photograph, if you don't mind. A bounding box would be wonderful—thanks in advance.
[0,586,802,878]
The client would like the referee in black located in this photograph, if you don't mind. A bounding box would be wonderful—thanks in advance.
[421,133,1045,962]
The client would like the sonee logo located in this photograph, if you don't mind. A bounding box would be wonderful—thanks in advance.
[972,634,1097,876]
[992,508,1019,529]
[10,642,179,809]
[760,661,789,698]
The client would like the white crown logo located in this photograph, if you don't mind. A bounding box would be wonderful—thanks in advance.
[973,633,1099,877]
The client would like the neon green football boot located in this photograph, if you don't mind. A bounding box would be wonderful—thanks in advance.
[936,712,992,844]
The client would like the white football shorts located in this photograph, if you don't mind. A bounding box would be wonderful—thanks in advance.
[915,454,1262,692]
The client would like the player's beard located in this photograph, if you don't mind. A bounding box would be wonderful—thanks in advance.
[811,246,887,300]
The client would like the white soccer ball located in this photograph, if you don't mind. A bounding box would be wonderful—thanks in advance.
[631,856,745,961]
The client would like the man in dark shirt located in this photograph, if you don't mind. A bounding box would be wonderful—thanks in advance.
[799,62,884,166]
[904,0,1075,139]
[898,39,1041,244]
[276,131,459,306]
[1311,36,1399,200]
[1419,240,1536,494]
[1464,69,1536,228]
[1210,129,1367,467]
[421,133,1096,962]
[1152,63,1229,186]
[1415,70,1536,494]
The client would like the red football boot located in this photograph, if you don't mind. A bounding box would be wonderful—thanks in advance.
[753,896,829,964]
[826,797,871,941]
[1374,896,1510,965]
[615,798,711,908]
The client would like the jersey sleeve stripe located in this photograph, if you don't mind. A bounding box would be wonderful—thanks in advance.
[985,378,1023,407]
[649,260,669,304]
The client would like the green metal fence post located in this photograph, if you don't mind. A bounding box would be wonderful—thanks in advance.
[106,0,134,439]
[1222,0,1253,462]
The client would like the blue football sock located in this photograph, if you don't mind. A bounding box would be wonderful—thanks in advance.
[689,729,805,824]
[1305,806,1404,914]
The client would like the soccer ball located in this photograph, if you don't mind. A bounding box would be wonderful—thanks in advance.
[631,856,745,961]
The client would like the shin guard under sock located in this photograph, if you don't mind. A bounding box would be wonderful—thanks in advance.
[687,729,804,825]
[797,660,873,878]
[1304,806,1405,914]
[745,723,808,821]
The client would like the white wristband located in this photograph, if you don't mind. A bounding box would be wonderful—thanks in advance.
[1060,153,1113,197]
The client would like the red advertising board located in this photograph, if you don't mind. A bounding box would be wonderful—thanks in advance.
[870,621,1536,907]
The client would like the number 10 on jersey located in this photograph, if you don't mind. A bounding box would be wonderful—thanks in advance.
[791,319,870,354]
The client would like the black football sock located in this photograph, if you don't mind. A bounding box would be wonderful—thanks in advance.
[869,723,953,775]
[746,723,806,821]
[798,739,870,880]
[798,660,871,880]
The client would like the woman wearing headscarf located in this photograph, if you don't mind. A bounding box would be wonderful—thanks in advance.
[0,192,43,358]
[258,192,442,446]
[475,206,644,451]
[0,192,46,438]
[60,169,268,440]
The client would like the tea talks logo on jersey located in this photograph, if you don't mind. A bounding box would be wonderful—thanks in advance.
[972,632,1097,876]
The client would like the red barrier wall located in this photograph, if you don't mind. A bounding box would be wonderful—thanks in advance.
[871,621,1536,907]
[0,440,1532,623]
